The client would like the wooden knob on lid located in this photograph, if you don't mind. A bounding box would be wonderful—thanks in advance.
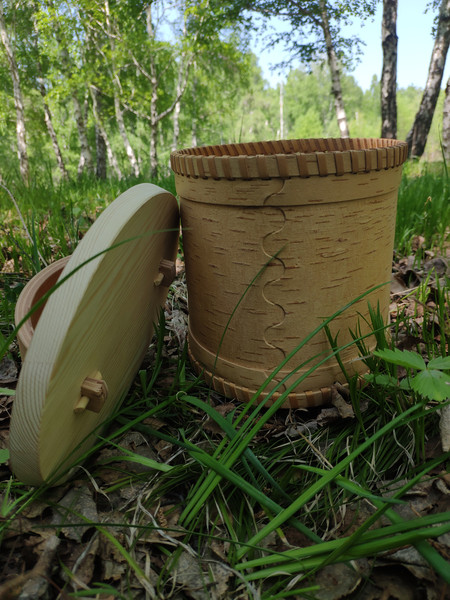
[154,259,176,287]
[74,371,108,414]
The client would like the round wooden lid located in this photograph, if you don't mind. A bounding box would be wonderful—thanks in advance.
[10,184,179,485]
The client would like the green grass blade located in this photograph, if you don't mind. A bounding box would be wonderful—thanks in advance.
[235,401,424,560]
[182,394,293,503]
[181,285,389,527]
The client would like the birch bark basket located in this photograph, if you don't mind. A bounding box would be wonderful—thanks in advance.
[171,138,408,409]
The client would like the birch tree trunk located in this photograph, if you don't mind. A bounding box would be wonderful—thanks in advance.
[115,94,140,177]
[279,81,285,139]
[32,14,68,180]
[381,0,398,139]
[104,0,140,177]
[191,71,198,146]
[55,34,94,176]
[90,85,123,179]
[443,77,450,160]
[172,98,181,153]
[406,0,450,157]
[319,0,349,137]
[37,76,69,179]
[146,3,197,177]
[147,5,160,177]
[0,3,30,184]
[95,125,107,179]
[72,93,94,176]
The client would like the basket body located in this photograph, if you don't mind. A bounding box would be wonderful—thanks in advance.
[171,138,408,408]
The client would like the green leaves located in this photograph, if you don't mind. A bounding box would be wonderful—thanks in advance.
[412,369,450,402]
[0,449,10,464]
[374,348,450,402]
[374,348,427,371]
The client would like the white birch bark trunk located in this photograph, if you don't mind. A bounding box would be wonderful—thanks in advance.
[443,77,450,160]
[146,4,196,175]
[279,81,285,139]
[31,14,68,180]
[381,0,398,139]
[104,0,139,177]
[114,94,140,177]
[90,85,123,179]
[319,0,349,138]
[406,0,450,157]
[147,4,159,178]
[191,71,198,146]
[95,124,107,179]
[72,93,94,176]
[172,98,181,153]
[37,76,69,179]
[56,38,94,176]
[0,3,30,184]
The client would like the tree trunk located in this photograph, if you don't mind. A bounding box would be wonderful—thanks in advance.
[406,0,450,157]
[95,124,107,179]
[319,0,349,137]
[146,4,159,178]
[0,3,30,184]
[279,81,285,139]
[55,38,94,176]
[443,77,450,160]
[114,94,140,177]
[72,93,94,176]
[104,0,140,177]
[90,85,123,179]
[191,71,198,146]
[31,14,69,180]
[172,98,181,152]
[381,0,398,138]
[37,77,69,179]
[145,3,196,176]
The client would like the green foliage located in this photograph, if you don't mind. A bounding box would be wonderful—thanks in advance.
[0,0,448,181]
[374,348,450,402]
[396,165,449,253]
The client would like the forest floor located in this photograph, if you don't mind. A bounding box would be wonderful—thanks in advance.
[0,240,449,600]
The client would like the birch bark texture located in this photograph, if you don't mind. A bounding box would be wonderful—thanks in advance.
[146,4,197,178]
[103,0,140,178]
[37,75,69,180]
[54,30,94,176]
[406,0,450,157]
[381,0,398,139]
[318,0,349,137]
[0,3,30,184]
[443,77,450,159]
[32,14,68,179]
[233,0,377,138]
[90,85,123,180]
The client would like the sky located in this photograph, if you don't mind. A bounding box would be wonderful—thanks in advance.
[251,0,450,91]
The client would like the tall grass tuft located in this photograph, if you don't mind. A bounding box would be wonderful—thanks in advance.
[396,162,449,254]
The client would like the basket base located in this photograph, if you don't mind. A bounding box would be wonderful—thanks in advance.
[188,349,353,409]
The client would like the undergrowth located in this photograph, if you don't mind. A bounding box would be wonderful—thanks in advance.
[0,166,449,598]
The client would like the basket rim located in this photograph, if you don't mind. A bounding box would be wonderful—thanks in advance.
[170,137,409,180]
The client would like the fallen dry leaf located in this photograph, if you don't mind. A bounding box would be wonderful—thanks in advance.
[331,386,354,419]
[314,561,369,599]
[0,357,17,384]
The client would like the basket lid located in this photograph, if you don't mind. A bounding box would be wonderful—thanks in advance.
[9,183,179,485]
[170,137,409,180]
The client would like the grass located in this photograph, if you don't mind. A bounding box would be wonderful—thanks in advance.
[0,164,449,598]
[396,160,449,255]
